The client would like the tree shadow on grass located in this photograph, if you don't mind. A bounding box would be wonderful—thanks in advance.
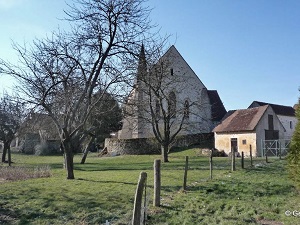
[74,162,154,172]
[77,177,137,186]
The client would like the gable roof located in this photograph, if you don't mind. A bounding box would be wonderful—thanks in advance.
[160,45,206,88]
[249,101,295,117]
[207,90,227,121]
[213,105,269,133]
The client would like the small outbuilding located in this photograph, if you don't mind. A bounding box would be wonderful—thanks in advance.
[213,105,285,157]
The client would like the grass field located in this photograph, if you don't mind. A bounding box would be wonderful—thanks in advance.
[0,148,300,225]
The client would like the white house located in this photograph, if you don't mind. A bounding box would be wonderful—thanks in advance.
[213,105,286,157]
[118,45,226,139]
[248,101,297,140]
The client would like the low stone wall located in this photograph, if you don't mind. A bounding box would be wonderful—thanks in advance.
[104,137,160,155]
[105,133,214,155]
[174,133,214,148]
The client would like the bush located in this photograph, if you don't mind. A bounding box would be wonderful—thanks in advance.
[34,142,51,155]
[34,141,61,156]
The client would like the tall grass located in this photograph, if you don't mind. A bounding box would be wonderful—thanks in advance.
[0,165,51,181]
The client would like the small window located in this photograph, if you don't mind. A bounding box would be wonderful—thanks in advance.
[242,140,247,145]
[170,68,174,76]
[290,121,293,129]
[268,115,274,130]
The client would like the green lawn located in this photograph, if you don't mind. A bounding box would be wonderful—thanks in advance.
[0,148,299,225]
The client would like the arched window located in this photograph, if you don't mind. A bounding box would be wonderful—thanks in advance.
[155,99,160,117]
[168,91,176,118]
[184,100,189,119]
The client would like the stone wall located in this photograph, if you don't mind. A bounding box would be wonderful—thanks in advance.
[105,133,214,155]
[105,137,160,155]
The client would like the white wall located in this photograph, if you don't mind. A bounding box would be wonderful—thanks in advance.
[277,115,298,140]
[119,46,213,139]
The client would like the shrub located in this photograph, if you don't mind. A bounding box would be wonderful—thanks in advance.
[34,142,52,156]
[34,141,60,156]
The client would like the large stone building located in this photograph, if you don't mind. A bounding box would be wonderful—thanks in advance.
[118,45,226,140]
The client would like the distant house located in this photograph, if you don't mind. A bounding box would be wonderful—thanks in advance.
[248,101,297,140]
[17,113,60,154]
[213,105,285,157]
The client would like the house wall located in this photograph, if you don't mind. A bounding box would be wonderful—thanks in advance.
[277,115,298,140]
[255,107,285,156]
[214,132,256,157]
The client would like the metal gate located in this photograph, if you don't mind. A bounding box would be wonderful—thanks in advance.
[261,139,290,157]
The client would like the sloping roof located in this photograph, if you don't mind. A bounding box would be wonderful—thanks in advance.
[207,90,227,121]
[213,105,269,133]
[249,101,295,117]
[221,110,236,121]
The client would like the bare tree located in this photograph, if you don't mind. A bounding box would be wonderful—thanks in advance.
[0,95,24,166]
[123,46,212,162]
[0,0,158,179]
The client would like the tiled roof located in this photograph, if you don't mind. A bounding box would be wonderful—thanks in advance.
[221,110,236,121]
[207,90,227,121]
[249,101,295,117]
[213,105,269,132]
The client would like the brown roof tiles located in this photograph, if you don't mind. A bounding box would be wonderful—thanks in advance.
[213,105,269,133]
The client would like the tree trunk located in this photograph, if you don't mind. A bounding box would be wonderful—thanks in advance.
[63,141,75,179]
[7,144,12,166]
[80,136,94,164]
[1,143,7,162]
[161,144,169,162]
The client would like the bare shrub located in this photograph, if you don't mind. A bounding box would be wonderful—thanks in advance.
[0,165,51,181]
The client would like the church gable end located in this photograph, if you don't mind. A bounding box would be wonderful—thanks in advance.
[118,45,226,141]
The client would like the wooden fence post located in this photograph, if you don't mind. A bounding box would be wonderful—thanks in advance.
[250,145,253,167]
[279,144,282,160]
[132,172,147,225]
[153,159,161,207]
[183,156,188,190]
[265,150,268,163]
[209,151,213,180]
[241,151,244,169]
[231,147,236,171]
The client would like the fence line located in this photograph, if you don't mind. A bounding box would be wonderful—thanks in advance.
[130,151,273,224]
[261,139,290,157]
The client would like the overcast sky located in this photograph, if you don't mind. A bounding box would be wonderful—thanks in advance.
[0,0,299,110]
